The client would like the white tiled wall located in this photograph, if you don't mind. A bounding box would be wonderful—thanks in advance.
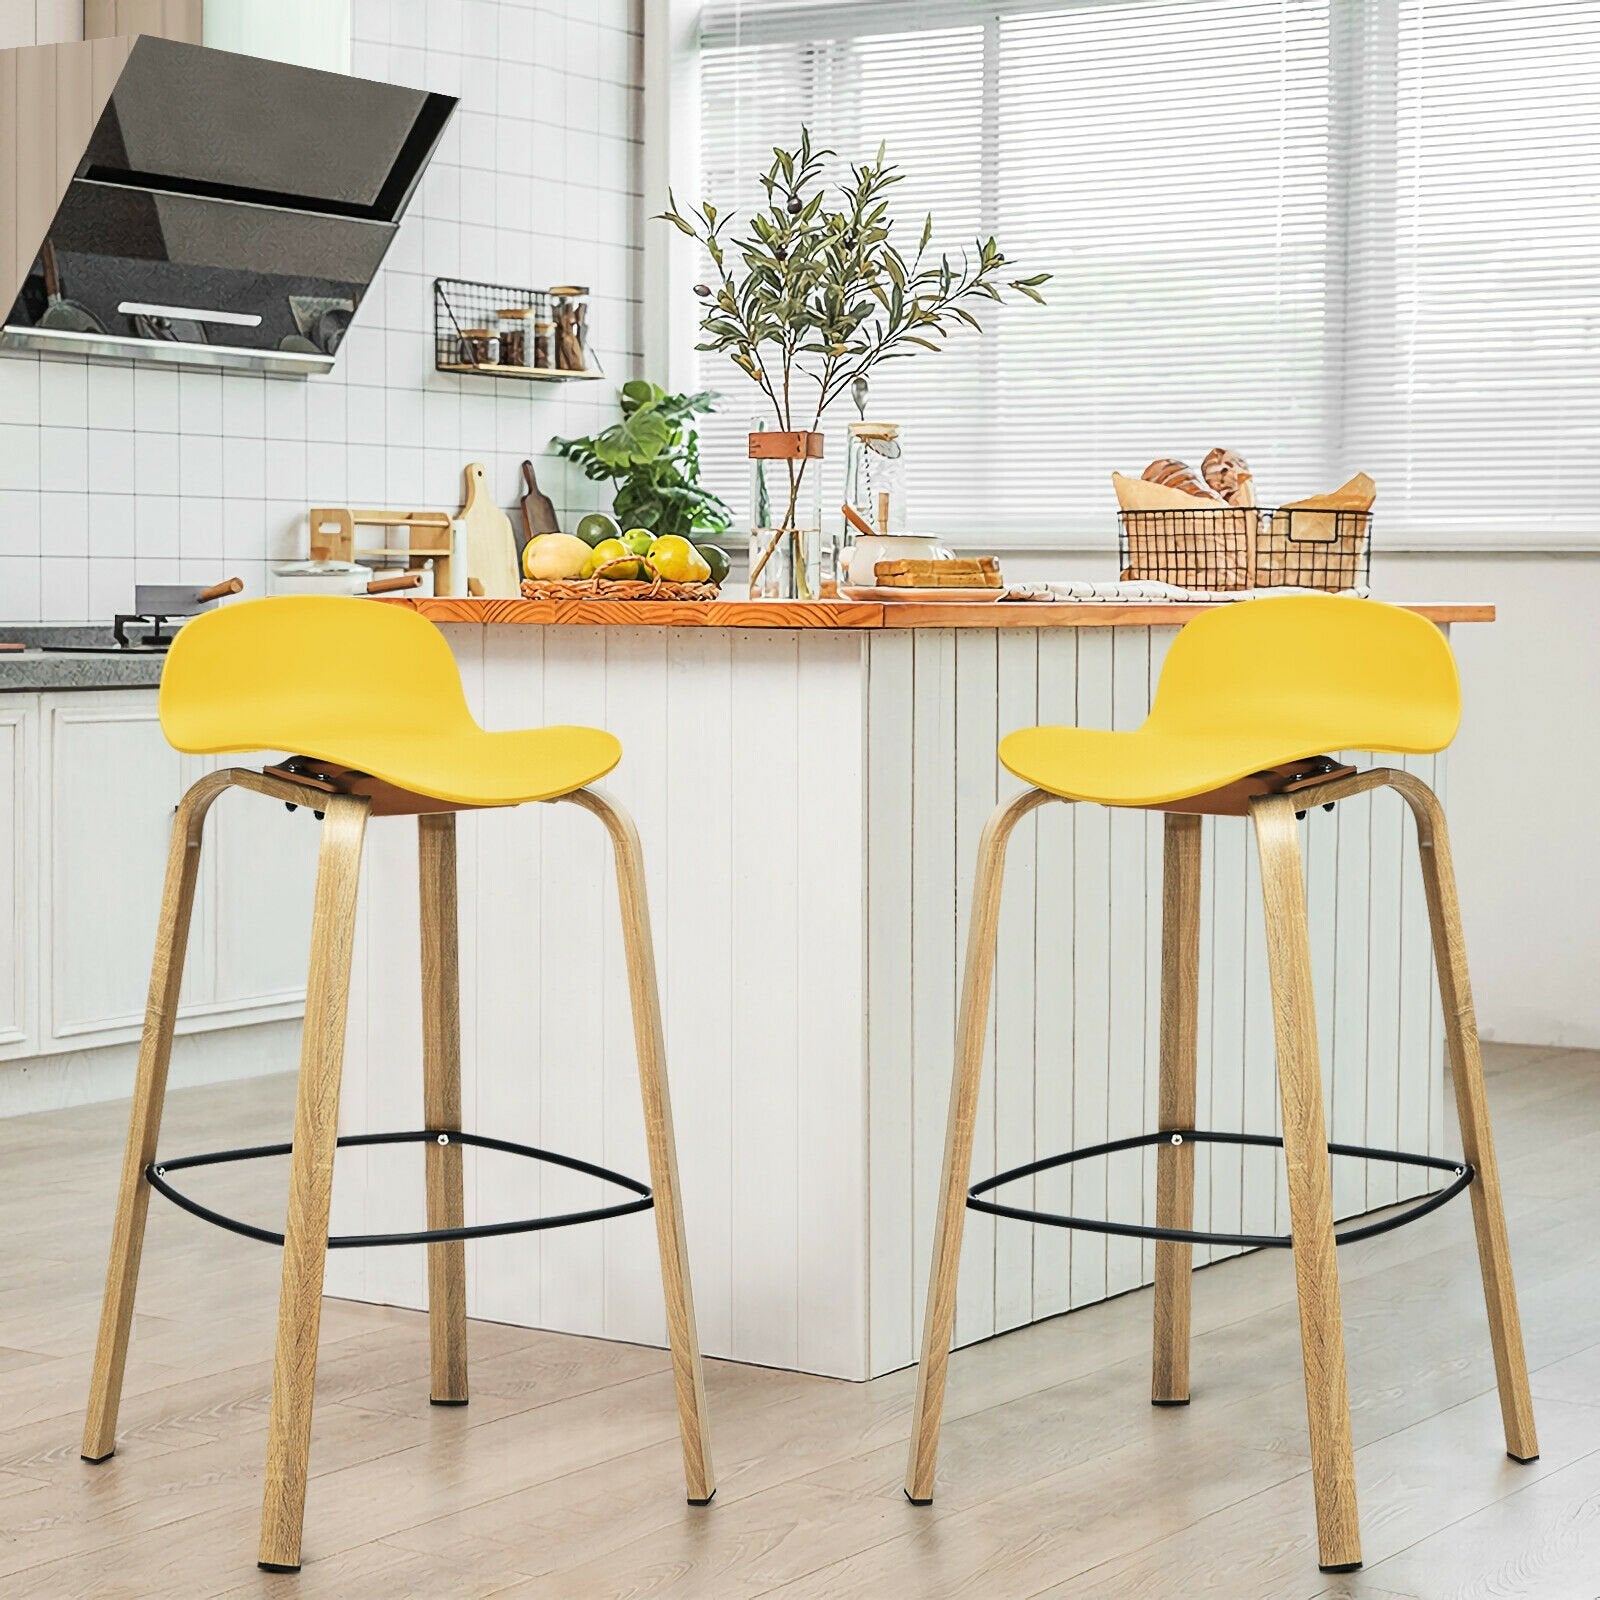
[0,0,643,621]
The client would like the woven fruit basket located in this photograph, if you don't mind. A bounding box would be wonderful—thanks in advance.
[520,576,721,602]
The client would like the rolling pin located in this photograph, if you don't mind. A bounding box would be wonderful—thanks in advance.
[366,572,424,594]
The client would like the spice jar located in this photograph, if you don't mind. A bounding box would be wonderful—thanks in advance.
[533,320,554,369]
[550,284,589,371]
[459,326,499,366]
[497,308,529,368]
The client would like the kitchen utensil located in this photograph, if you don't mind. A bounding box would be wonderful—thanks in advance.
[841,502,876,538]
[38,240,106,334]
[851,374,870,420]
[42,576,245,651]
[460,462,521,596]
[364,571,424,594]
[323,505,459,596]
[520,459,561,544]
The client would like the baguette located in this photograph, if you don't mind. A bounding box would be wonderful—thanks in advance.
[1142,458,1226,502]
[1202,447,1255,507]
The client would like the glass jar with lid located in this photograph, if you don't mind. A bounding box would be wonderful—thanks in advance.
[497,308,530,368]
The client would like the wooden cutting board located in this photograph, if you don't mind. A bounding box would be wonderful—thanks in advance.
[520,459,561,542]
[458,462,521,597]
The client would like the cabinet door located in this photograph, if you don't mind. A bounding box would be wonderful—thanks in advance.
[0,696,38,1058]
[44,691,195,1041]
[204,752,317,1011]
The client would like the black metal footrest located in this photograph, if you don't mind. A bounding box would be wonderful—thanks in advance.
[967,1129,1473,1250]
[145,1129,653,1249]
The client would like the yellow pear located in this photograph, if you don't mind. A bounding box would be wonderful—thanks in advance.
[522,532,593,581]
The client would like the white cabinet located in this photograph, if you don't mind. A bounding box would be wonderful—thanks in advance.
[0,688,319,1057]
[0,696,37,1057]
[44,693,192,1039]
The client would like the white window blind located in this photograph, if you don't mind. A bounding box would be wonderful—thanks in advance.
[695,0,1600,547]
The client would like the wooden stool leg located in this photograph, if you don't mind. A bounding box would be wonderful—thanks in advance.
[258,795,369,1572]
[567,788,716,1504]
[1152,811,1202,1405]
[82,772,232,1463]
[1388,772,1539,1463]
[1252,795,1362,1573]
[419,813,468,1406]
[905,787,1053,1505]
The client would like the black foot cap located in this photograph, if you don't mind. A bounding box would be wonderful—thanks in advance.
[687,1490,716,1506]
[1151,1397,1191,1408]
[258,1562,301,1574]
[903,1489,933,1507]
[429,1397,469,1408]
[1319,1561,1362,1574]
[1509,1451,1540,1464]
[80,1451,115,1464]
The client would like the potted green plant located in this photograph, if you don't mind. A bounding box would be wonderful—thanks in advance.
[660,129,1049,598]
[553,379,733,545]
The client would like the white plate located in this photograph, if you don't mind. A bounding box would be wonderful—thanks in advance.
[840,585,1004,603]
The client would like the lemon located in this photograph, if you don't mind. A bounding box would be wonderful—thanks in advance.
[622,528,654,557]
[575,511,621,548]
[589,537,642,581]
[646,534,705,583]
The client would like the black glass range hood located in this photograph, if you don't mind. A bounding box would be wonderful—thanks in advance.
[2,36,456,376]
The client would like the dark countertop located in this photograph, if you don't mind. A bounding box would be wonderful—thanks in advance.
[0,627,166,692]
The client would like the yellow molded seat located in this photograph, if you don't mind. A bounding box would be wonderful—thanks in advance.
[160,595,620,806]
[999,594,1460,807]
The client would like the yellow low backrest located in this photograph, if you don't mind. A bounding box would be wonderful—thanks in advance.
[1147,594,1461,754]
[160,596,473,755]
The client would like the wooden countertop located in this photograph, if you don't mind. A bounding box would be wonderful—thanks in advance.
[387,597,1495,629]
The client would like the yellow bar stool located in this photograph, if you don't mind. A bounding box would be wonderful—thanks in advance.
[80,596,715,1572]
[904,594,1536,1574]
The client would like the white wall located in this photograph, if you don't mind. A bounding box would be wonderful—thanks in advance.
[0,0,643,620]
[1007,544,1600,1051]
[1379,551,1600,1051]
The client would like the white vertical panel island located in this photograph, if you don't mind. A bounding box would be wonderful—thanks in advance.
[321,596,1492,1381]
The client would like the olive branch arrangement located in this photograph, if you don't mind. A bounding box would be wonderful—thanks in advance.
[659,129,1049,593]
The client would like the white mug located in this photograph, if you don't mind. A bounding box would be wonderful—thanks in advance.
[842,532,954,586]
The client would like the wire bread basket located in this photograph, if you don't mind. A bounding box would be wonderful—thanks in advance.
[1119,506,1371,592]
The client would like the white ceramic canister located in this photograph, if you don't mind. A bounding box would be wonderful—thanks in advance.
[840,532,953,587]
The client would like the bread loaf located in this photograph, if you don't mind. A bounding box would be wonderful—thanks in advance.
[1142,458,1226,502]
[1202,447,1255,507]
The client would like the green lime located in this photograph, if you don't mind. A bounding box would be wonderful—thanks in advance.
[575,511,621,548]
[696,542,731,585]
[622,527,654,557]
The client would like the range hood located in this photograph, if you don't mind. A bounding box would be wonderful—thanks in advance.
[0,34,455,376]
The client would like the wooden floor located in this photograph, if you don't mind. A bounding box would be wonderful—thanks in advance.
[1,1041,1596,1598]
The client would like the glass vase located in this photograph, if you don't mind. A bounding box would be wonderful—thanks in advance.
[748,422,824,601]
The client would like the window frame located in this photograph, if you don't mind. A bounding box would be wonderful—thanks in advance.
[642,0,1600,554]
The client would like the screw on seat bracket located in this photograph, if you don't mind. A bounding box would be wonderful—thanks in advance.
[263,757,489,818]
[1137,756,1360,818]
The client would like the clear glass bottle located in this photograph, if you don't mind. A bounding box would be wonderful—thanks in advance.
[748,419,823,600]
[843,421,906,534]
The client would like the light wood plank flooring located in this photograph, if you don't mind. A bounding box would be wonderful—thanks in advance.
[0,1042,1595,1598]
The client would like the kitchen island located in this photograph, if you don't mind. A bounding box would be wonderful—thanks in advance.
[323,597,1489,1380]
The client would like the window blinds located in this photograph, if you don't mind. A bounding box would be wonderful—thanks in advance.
[695,0,1600,546]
